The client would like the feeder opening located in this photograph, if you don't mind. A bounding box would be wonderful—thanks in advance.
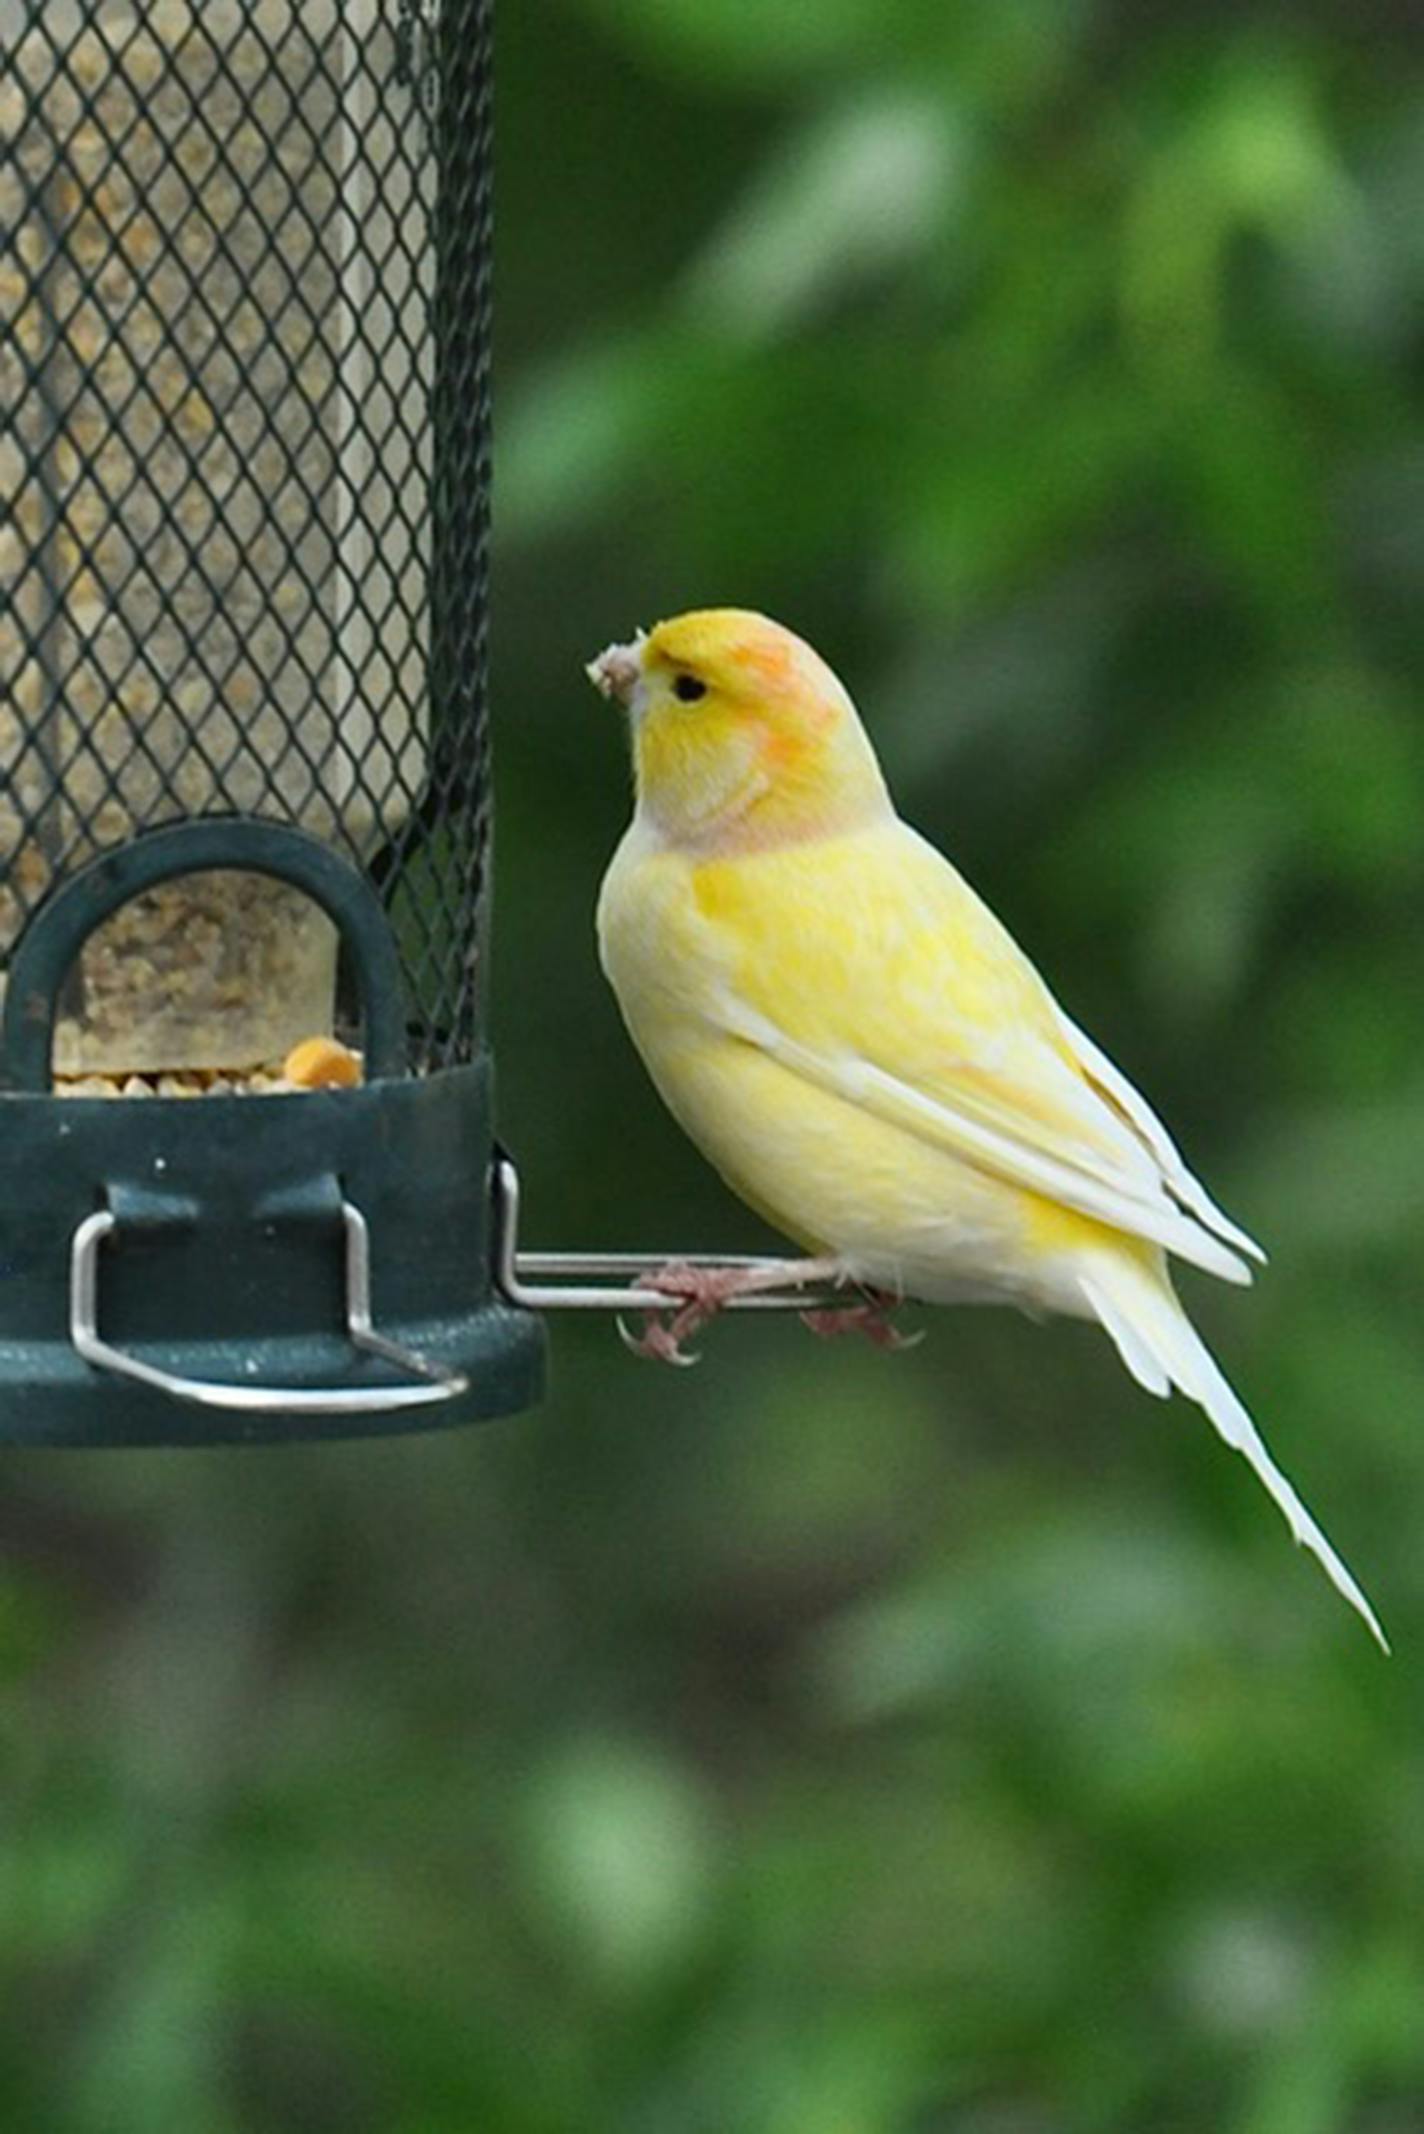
[53,868,341,1082]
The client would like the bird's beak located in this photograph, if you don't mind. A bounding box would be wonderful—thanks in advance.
[585,631,646,708]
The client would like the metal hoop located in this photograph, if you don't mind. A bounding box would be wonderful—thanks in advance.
[70,1198,467,1416]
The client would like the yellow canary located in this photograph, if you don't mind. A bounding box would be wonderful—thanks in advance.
[588,610,1383,1648]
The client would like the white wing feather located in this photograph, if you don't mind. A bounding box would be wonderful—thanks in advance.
[1056,1010,1266,1266]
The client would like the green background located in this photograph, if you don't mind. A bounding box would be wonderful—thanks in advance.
[6,1,1424,2127]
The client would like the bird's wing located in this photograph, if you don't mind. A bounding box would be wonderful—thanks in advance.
[694,824,1261,1283]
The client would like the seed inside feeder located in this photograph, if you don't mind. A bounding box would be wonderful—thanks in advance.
[53,1034,364,1099]
[3,0,427,1082]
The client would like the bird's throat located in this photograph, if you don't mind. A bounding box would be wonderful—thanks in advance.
[635,719,890,856]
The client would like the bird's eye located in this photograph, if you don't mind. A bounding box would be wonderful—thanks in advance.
[672,673,707,703]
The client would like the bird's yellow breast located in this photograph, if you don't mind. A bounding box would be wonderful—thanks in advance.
[595,819,1074,1288]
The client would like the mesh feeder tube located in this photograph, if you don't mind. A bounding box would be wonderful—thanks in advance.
[0,0,544,1442]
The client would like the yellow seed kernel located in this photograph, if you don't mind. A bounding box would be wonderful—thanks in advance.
[282,1036,363,1090]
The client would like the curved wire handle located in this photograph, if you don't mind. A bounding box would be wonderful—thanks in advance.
[70,1199,467,1415]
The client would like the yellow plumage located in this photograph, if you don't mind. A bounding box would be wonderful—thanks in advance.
[589,609,1384,1648]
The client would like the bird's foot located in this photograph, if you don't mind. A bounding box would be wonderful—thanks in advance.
[800,1290,924,1351]
[618,1257,846,1367]
[616,1260,732,1367]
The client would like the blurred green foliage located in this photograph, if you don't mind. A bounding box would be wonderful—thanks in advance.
[5,1,1424,2128]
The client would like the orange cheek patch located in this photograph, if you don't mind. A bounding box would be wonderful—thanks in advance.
[755,724,812,771]
[756,728,795,769]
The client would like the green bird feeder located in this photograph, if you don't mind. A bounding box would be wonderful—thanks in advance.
[0,0,545,1443]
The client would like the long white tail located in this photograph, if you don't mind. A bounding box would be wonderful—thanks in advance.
[1079,1252,1387,1651]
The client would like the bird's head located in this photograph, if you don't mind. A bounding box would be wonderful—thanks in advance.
[586,609,889,851]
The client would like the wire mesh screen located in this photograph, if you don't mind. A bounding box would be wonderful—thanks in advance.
[1,0,492,1074]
